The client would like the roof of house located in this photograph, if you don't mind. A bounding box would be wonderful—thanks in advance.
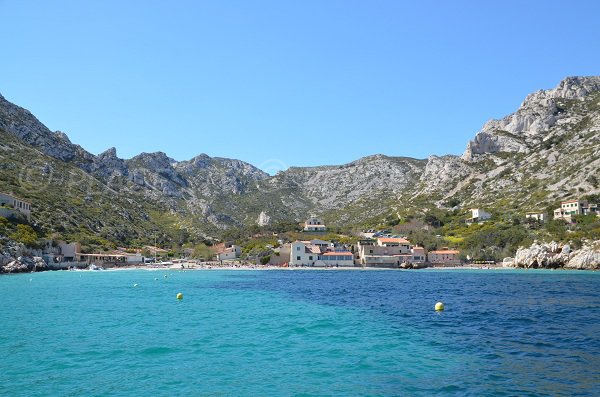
[322,251,353,256]
[0,191,31,204]
[305,245,322,254]
[429,249,460,255]
[378,237,410,244]
[561,200,581,204]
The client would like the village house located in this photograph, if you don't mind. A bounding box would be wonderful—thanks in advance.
[554,200,599,221]
[0,192,32,221]
[525,212,547,222]
[427,247,461,266]
[466,208,491,224]
[214,242,242,261]
[303,215,327,232]
[356,237,424,267]
[290,240,353,267]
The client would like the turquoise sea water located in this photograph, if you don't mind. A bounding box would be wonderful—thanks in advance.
[1,269,599,396]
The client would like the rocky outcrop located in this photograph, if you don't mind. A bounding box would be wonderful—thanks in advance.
[93,147,128,178]
[512,240,600,269]
[463,76,600,161]
[257,211,271,226]
[0,256,48,273]
[0,94,95,167]
[564,246,600,269]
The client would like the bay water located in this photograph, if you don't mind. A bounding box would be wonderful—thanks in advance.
[1,269,598,396]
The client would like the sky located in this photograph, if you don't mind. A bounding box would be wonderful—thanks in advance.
[1,0,599,174]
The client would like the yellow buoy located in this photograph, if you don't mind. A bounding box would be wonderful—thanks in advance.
[176,292,183,300]
[435,302,444,311]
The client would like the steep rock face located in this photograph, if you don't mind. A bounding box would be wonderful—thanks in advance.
[418,155,472,195]
[0,94,95,167]
[126,152,187,197]
[273,155,426,210]
[176,155,268,196]
[93,147,129,179]
[463,76,600,161]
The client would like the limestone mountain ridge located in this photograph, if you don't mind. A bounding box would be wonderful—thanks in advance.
[1,76,599,244]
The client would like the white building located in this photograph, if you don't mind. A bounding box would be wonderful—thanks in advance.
[303,216,326,232]
[0,192,31,221]
[525,212,547,222]
[554,200,599,221]
[466,208,491,224]
[217,245,242,261]
[290,241,325,266]
[289,240,354,267]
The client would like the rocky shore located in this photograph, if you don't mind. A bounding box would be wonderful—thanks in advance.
[0,238,48,273]
[506,240,600,270]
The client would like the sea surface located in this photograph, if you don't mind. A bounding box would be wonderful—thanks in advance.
[1,269,599,396]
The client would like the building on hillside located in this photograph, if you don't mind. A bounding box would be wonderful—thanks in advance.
[525,212,547,222]
[427,247,461,265]
[303,216,326,232]
[0,192,31,221]
[356,237,424,267]
[360,229,378,239]
[466,208,491,224]
[553,200,599,221]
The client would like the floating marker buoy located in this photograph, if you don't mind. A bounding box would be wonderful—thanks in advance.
[435,302,444,311]
[176,292,183,300]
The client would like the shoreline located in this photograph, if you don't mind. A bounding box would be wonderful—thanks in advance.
[48,263,597,272]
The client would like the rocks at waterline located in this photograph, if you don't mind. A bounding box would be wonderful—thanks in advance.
[510,240,600,269]
[1,256,48,273]
[564,249,600,270]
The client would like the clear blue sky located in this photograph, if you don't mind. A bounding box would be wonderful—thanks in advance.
[1,0,598,173]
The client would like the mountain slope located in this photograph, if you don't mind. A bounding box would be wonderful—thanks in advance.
[1,76,599,246]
